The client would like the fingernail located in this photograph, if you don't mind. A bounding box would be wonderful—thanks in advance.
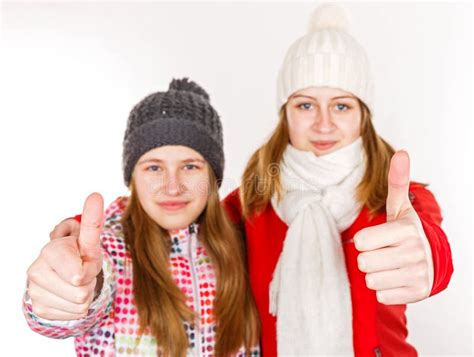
[377,292,385,303]
[358,257,366,270]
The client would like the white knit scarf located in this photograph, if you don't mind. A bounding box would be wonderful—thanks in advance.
[269,137,366,356]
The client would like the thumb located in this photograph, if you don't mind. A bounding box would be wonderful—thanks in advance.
[386,150,412,221]
[78,192,104,264]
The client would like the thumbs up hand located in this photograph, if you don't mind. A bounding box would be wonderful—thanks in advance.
[354,151,432,305]
[26,193,104,320]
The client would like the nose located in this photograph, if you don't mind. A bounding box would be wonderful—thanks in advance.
[163,171,185,196]
[312,106,335,133]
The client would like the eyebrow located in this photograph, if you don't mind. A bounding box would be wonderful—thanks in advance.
[138,158,206,165]
[332,96,357,100]
[290,95,356,101]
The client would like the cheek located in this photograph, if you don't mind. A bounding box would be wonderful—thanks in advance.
[135,185,155,216]
[187,176,210,207]
[134,175,156,201]
[337,116,361,142]
[287,111,312,147]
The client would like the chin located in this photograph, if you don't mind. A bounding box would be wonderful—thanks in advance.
[158,220,192,231]
[156,208,203,231]
[312,146,339,157]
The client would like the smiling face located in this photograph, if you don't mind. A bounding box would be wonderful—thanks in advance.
[132,145,210,231]
[285,86,362,156]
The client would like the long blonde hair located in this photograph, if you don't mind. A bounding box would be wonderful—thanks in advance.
[240,100,396,218]
[122,167,260,357]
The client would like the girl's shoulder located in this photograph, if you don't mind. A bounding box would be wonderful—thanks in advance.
[222,187,243,223]
[103,196,129,228]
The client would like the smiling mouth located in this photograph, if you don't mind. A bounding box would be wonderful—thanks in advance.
[311,140,337,151]
[158,201,189,211]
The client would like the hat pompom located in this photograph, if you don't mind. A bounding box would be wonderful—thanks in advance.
[307,3,350,33]
[169,77,210,101]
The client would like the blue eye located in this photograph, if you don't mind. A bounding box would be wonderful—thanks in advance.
[336,103,349,111]
[299,103,313,110]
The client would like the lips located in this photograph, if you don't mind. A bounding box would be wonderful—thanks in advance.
[311,140,337,151]
[158,201,189,211]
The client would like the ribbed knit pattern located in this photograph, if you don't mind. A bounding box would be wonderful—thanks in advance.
[276,4,374,113]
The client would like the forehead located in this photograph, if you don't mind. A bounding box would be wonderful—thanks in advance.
[291,86,356,99]
[139,145,205,163]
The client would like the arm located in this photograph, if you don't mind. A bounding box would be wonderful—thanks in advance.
[410,183,453,297]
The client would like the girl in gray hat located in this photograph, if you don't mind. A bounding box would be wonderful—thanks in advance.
[23,78,260,356]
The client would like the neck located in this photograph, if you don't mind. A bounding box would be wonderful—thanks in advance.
[167,222,197,236]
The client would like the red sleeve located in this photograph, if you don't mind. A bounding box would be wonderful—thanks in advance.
[222,187,243,226]
[409,183,454,297]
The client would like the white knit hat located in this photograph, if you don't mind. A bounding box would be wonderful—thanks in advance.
[276,3,374,113]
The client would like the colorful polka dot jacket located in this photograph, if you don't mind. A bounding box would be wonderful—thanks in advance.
[23,196,260,356]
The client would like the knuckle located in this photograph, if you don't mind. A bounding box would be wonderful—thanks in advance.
[409,233,424,247]
[417,285,430,299]
[416,263,428,279]
[413,249,426,263]
[39,242,55,259]
[75,288,90,304]
[405,265,425,286]
[82,220,101,230]
[401,270,411,286]
[405,247,424,264]
[27,266,41,283]
[27,285,39,300]
[72,272,86,286]
[31,303,46,318]
[26,265,34,279]
[76,302,90,315]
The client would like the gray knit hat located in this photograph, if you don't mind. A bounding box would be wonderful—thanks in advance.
[122,78,224,187]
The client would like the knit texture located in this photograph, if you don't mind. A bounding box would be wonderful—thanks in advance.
[269,138,366,355]
[276,3,374,113]
[122,78,224,186]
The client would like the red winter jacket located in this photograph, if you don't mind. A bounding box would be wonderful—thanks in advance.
[222,183,453,357]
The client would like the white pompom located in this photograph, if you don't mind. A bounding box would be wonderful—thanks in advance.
[307,3,350,33]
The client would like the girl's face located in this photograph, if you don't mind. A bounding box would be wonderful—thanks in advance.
[133,145,210,231]
[285,86,362,156]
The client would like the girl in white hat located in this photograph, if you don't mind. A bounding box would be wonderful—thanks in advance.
[223,3,453,356]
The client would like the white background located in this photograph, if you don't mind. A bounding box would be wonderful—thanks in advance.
[1,1,472,356]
